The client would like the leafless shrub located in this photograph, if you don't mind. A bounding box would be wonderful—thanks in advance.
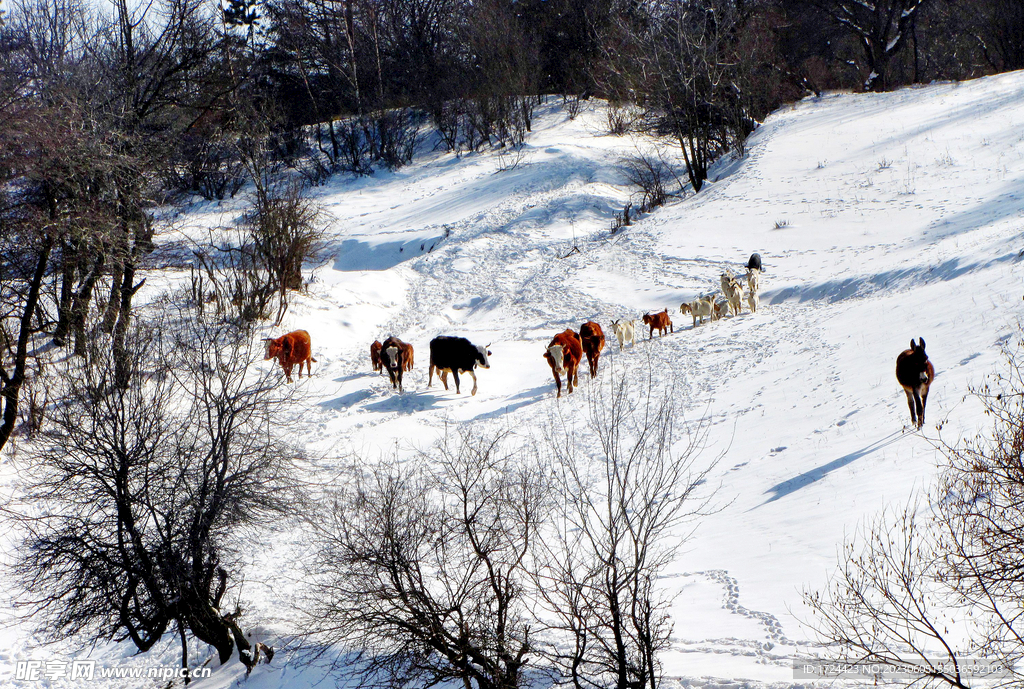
[564,93,584,120]
[609,202,632,234]
[430,100,464,152]
[301,427,548,689]
[12,310,299,677]
[536,374,720,689]
[496,144,530,173]
[191,236,276,327]
[164,132,247,201]
[606,103,641,135]
[366,109,419,169]
[623,150,671,213]
[244,180,327,325]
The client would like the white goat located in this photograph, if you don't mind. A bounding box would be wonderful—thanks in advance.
[610,319,636,350]
[746,268,761,313]
[721,272,744,316]
[682,297,715,327]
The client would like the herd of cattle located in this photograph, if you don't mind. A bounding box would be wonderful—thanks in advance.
[263,255,768,400]
[261,254,935,429]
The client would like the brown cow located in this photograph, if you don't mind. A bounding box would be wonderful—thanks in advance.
[641,309,673,339]
[400,341,414,372]
[264,330,316,383]
[370,340,383,373]
[543,329,583,398]
[381,336,410,392]
[579,321,605,378]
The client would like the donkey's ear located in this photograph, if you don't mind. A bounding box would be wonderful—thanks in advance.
[910,339,916,350]
[919,337,926,351]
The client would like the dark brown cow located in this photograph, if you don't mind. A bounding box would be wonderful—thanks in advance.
[400,341,414,372]
[641,309,673,339]
[370,340,383,373]
[264,330,316,383]
[896,338,935,429]
[579,321,605,378]
[544,329,583,398]
[381,336,409,392]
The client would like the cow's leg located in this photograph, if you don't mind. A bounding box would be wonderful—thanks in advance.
[903,388,917,427]
[552,369,562,398]
[428,363,435,388]
[469,370,478,396]
[284,363,293,383]
[452,370,461,394]
[397,370,403,393]
[440,369,450,390]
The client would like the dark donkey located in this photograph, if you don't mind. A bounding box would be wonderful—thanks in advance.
[895,338,935,429]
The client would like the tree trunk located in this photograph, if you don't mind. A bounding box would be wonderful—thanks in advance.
[0,239,54,452]
[185,597,250,664]
[102,255,124,334]
[72,253,105,357]
[112,263,144,390]
[52,244,76,345]
[179,619,191,685]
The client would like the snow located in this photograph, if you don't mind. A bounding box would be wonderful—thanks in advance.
[4,70,1024,688]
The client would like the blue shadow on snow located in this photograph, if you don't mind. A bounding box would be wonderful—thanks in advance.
[755,430,906,508]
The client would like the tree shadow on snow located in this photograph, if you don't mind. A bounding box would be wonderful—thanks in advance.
[768,250,1020,305]
[320,389,374,411]
[754,429,905,508]
[468,385,550,421]
[363,391,446,414]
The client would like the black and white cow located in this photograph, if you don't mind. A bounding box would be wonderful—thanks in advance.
[428,336,491,396]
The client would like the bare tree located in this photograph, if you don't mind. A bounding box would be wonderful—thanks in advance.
[934,343,1024,686]
[803,503,978,688]
[301,426,548,689]
[599,1,755,192]
[13,307,300,677]
[809,0,931,91]
[536,375,719,689]
[239,138,327,324]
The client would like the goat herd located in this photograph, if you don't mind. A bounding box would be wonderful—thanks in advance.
[264,251,935,428]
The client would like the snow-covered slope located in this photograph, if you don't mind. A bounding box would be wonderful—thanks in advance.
[4,72,1024,688]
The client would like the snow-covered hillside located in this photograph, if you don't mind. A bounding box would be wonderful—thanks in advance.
[4,71,1024,688]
